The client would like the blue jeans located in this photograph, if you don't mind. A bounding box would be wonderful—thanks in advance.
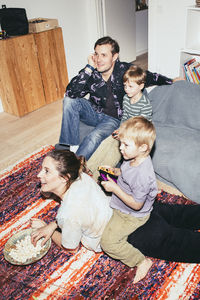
[59,96,120,160]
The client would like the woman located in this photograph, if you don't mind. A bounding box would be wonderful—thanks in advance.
[32,149,200,267]
[31,150,112,253]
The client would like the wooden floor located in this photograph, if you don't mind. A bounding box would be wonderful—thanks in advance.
[132,52,148,70]
[0,99,63,172]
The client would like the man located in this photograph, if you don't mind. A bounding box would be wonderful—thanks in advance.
[56,36,173,160]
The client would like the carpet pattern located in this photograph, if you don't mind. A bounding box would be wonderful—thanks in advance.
[1,146,200,299]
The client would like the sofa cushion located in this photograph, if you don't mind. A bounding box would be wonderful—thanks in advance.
[148,81,200,203]
[149,80,200,130]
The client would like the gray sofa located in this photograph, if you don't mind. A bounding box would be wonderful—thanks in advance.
[148,80,200,203]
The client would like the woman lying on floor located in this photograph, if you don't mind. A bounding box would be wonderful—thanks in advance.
[31,149,200,284]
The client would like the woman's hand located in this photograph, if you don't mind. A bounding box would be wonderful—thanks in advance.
[30,218,46,229]
[31,221,57,247]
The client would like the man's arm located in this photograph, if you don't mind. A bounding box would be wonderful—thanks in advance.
[66,54,97,99]
[145,70,173,87]
[65,66,94,98]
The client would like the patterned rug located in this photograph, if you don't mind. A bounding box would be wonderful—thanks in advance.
[1,146,200,300]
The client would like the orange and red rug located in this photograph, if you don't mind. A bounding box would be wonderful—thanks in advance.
[0,146,200,299]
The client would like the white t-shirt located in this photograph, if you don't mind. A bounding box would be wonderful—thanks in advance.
[56,173,112,252]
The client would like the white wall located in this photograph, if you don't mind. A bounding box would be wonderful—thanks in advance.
[0,0,98,79]
[136,9,148,56]
[102,0,136,62]
[148,0,195,78]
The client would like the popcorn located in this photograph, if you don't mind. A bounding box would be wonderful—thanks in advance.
[9,235,44,263]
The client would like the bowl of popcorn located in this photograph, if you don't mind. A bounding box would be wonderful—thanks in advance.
[3,228,51,265]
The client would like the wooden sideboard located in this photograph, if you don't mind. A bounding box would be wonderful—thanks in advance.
[0,27,69,117]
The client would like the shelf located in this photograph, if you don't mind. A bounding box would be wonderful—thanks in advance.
[181,48,200,55]
[185,7,200,50]
[180,51,200,82]
[179,5,200,81]
[187,6,200,11]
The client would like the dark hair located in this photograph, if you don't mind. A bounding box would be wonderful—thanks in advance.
[94,36,120,55]
[123,65,147,85]
[46,150,86,190]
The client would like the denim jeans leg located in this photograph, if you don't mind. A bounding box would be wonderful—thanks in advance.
[76,114,120,160]
[59,96,100,145]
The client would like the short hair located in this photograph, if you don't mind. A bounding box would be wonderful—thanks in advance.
[118,116,156,155]
[123,65,146,85]
[94,36,120,55]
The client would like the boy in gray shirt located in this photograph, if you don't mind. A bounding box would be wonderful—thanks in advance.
[101,116,157,283]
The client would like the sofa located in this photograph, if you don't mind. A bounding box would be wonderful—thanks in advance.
[148,80,200,203]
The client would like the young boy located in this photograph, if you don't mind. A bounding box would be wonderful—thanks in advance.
[100,116,157,283]
[122,65,152,123]
[112,65,152,139]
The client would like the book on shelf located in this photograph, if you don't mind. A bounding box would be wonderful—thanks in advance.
[183,58,200,84]
[194,63,200,81]
[190,61,200,84]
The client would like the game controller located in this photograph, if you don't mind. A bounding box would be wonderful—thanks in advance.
[98,166,118,183]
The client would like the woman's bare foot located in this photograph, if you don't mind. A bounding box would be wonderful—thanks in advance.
[133,258,152,284]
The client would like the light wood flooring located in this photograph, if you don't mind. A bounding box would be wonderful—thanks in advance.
[0,99,63,172]
[132,52,148,70]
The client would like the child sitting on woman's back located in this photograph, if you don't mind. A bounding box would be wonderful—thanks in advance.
[101,116,157,283]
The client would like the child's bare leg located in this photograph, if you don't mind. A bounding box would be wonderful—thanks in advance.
[133,258,152,283]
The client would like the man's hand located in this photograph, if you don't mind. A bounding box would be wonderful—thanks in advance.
[88,54,96,69]
[173,76,185,82]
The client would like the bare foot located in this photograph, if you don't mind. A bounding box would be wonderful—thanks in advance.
[133,258,152,284]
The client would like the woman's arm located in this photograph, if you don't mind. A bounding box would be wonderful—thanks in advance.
[52,229,79,254]
[31,218,79,253]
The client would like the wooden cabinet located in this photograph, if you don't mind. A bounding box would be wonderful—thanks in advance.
[0,27,68,117]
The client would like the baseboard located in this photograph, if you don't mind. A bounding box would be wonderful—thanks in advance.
[136,49,148,57]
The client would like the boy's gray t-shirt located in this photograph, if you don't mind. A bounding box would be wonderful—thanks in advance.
[110,156,158,217]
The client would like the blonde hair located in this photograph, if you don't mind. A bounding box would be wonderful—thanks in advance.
[118,116,156,155]
[123,65,146,85]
